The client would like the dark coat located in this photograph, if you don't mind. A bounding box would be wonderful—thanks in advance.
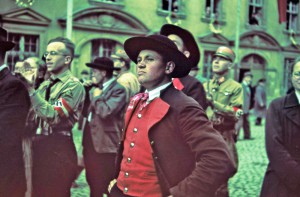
[83,80,127,153]
[0,67,30,197]
[179,75,208,110]
[260,92,300,197]
[254,84,266,118]
[116,85,236,197]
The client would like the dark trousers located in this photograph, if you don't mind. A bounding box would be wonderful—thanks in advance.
[83,129,116,197]
[32,134,77,197]
[236,114,251,139]
[109,184,134,197]
[255,117,262,125]
[242,114,251,139]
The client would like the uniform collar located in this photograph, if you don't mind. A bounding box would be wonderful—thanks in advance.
[49,70,72,83]
[212,73,229,85]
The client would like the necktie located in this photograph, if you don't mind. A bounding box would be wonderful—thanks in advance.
[45,78,60,101]
[37,78,60,135]
[138,92,149,111]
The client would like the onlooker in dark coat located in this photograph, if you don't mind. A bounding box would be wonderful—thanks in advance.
[260,57,300,197]
[254,79,267,125]
[236,71,253,139]
[108,34,235,197]
[160,24,208,110]
[83,57,127,197]
[0,27,30,197]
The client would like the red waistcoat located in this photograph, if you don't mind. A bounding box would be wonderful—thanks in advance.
[117,99,162,197]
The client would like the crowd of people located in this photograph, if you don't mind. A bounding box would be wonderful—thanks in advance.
[0,22,299,197]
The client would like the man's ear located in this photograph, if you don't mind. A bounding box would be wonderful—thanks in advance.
[165,61,175,75]
[65,56,72,64]
[183,50,190,58]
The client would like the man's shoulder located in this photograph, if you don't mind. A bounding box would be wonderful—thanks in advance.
[162,86,199,106]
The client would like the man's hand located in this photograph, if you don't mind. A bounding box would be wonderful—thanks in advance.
[83,80,94,87]
[108,179,117,193]
[235,109,243,119]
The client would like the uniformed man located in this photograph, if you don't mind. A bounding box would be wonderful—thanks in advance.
[203,46,243,197]
[20,37,85,197]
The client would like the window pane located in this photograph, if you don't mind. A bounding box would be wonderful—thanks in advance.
[91,39,117,60]
[6,33,39,69]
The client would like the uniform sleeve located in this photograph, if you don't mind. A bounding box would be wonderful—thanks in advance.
[265,100,300,192]
[213,84,243,116]
[170,105,236,196]
[30,81,85,127]
[92,85,127,119]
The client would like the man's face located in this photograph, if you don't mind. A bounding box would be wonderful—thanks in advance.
[243,76,253,85]
[92,68,104,85]
[212,56,231,75]
[45,42,69,74]
[136,50,169,90]
[113,58,123,76]
[292,62,300,92]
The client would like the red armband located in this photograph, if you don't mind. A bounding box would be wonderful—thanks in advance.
[233,106,240,112]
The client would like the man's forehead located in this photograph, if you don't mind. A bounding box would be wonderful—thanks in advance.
[47,42,65,50]
[139,49,162,57]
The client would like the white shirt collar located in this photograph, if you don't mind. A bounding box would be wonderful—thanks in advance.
[102,77,115,91]
[295,90,300,104]
[145,82,172,102]
[0,64,8,72]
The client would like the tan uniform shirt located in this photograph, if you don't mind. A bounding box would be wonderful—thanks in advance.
[30,70,85,133]
[204,76,243,119]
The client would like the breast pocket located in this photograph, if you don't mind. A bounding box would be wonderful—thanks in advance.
[218,89,233,104]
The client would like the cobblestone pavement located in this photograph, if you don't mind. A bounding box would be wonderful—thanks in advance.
[71,116,268,197]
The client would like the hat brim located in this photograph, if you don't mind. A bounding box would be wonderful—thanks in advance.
[0,41,15,51]
[213,54,233,62]
[124,36,191,78]
[160,24,200,66]
[86,63,116,71]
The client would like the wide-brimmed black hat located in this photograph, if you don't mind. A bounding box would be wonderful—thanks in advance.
[124,34,191,78]
[86,57,115,71]
[0,27,15,51]
[160,24,200,67]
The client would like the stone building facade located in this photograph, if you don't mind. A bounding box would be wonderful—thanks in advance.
[1,0,300,101]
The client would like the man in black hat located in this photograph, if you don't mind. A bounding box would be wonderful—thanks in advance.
[108,34,236,197]
[82,57,127,197]
[160,24,208,110]
[0,27,30,197]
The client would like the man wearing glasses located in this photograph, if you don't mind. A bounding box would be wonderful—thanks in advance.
[20,37,85,197]
[260,57,300,197]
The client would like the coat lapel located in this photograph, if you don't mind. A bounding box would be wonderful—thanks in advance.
[146,98,170,132]
[285,92,300,127]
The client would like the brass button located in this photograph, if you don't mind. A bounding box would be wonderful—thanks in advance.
[133,128,138,133]
[127,157,132,163]
[137,113,142,118]
[130,142,135,148]
[124,187,128,193]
